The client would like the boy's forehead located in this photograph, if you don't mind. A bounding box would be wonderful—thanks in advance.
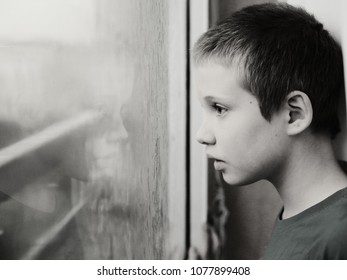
[194,58,246,82]
[194,60,246,91]
[194,60,254,105]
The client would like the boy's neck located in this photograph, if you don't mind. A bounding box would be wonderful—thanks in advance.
[271,134,347,220]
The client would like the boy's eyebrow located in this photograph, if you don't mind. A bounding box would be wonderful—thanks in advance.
[203,96,228,103]
[204,96,214,102]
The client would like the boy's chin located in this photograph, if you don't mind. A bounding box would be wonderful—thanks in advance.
[221,172,257,187]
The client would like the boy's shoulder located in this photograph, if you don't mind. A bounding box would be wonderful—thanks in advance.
[307,198,347,259]
[263,188,347,259]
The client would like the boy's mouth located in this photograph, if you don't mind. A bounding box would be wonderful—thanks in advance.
[214,159,225,171]
[206,152,223,162]
[206,152,226,170]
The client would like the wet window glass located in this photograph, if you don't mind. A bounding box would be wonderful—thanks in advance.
[0,0,186,259]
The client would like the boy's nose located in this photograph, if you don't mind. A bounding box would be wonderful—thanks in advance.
[106,121,128,143]
[196,123,216,145]
[114,122,128,142]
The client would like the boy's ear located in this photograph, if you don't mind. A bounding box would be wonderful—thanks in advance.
[285,90,313,136]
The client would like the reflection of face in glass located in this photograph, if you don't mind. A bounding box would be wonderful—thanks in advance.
[50,51,134,181]
[68,53,135,259]
[83,57,133,180]
[85,101,131,181]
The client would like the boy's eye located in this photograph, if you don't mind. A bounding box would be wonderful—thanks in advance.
[212,103,228,116]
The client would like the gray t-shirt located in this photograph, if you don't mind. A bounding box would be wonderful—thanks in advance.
[262,187,347,260]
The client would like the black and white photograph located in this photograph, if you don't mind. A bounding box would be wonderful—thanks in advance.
[0,0,346,273]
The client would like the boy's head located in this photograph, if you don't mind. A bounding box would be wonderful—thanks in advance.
[193,2,343,138]
[193,3,344,186]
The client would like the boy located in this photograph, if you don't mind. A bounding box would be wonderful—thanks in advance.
[192,2,347,259]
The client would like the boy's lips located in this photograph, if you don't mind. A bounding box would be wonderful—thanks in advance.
[206,152,222,161]
[206,153,226,170]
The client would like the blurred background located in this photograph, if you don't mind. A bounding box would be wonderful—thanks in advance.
[0,0,345,259]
